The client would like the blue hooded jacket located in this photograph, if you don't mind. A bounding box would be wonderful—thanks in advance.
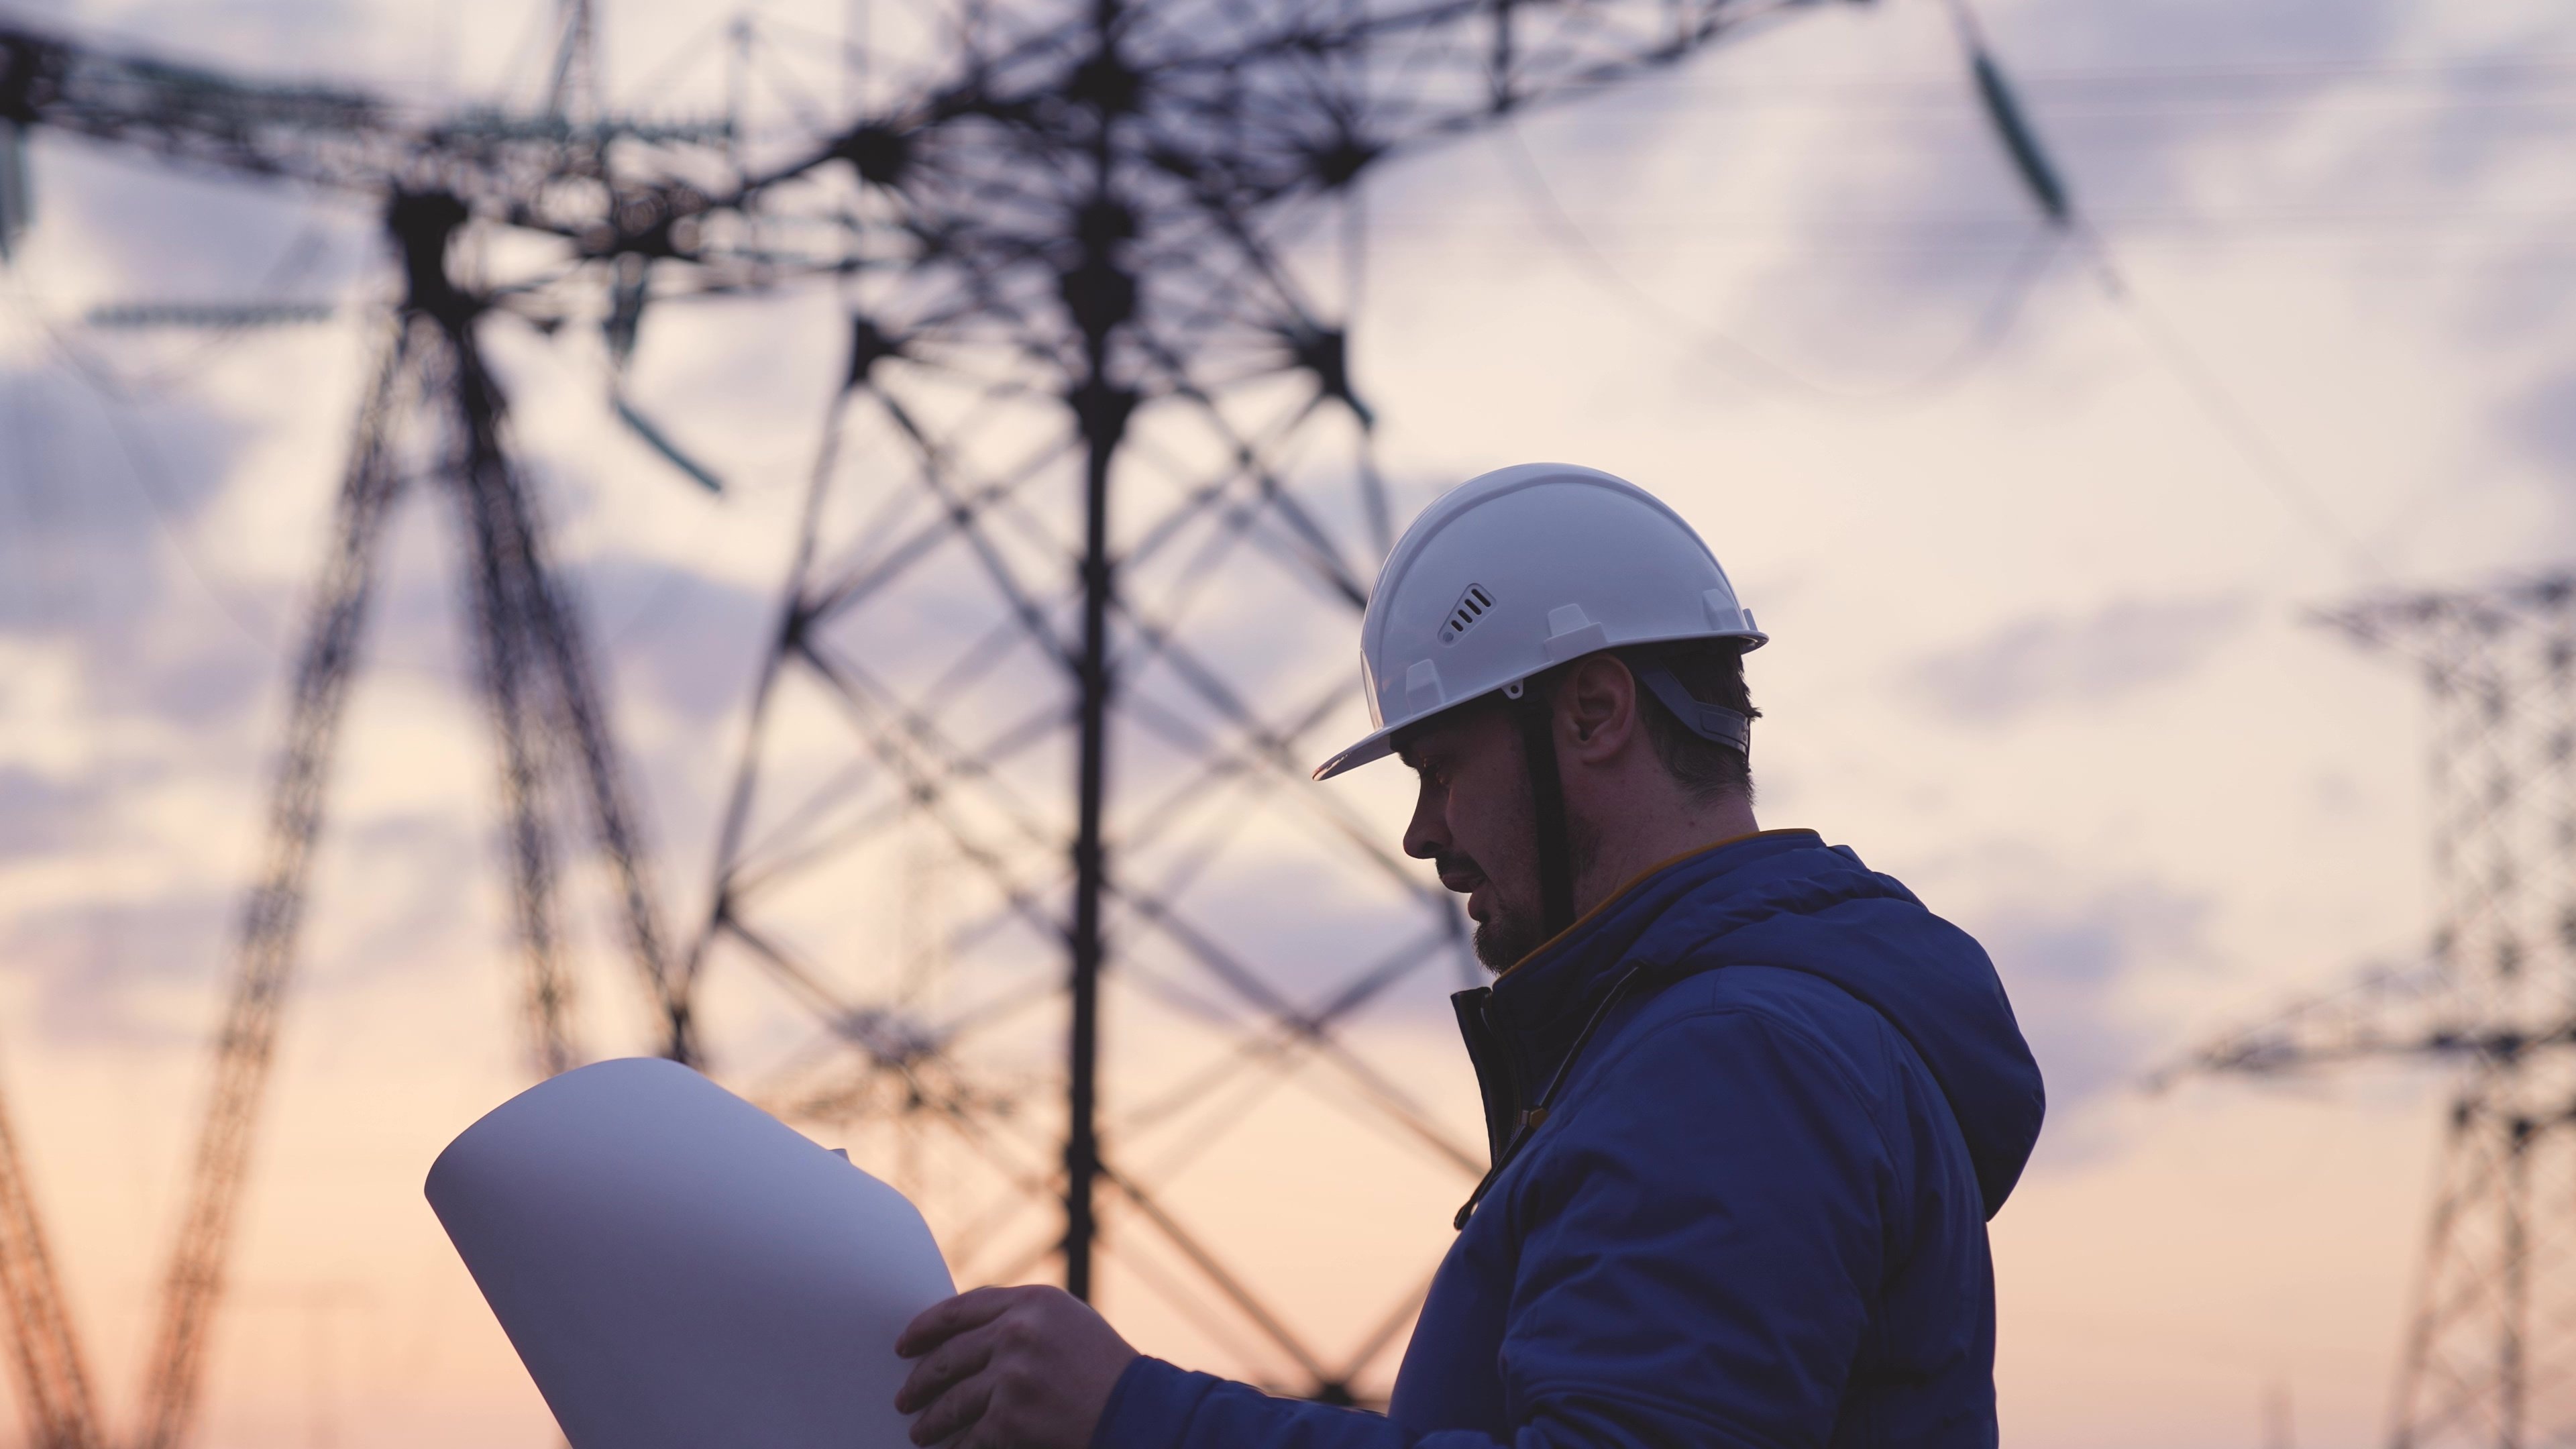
[1091,829,2045,1448]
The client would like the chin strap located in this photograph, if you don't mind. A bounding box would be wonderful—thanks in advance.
[1507,663,1746,947]
[1508,679,1576,940]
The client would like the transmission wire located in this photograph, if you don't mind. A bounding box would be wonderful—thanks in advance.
[1495,118,2065,410]
[1939,0,2398,586]
[1,278,284,648]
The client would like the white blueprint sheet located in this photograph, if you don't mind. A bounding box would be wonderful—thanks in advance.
[427,1057,955,1449]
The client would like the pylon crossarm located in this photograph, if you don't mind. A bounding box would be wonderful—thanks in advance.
[1114,0,1805,151]
[1,20,764,252]
[2147,961,2467,1090]
[0,21,400,194]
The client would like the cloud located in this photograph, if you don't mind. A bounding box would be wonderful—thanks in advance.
[0,362,257,623]
[576,555,778,724]
[1905,592,2252,726]
[1967,877,2216,1125]
[0,805,502,1048]
[2504,366,2576,494]
[0,889,233,1046]
[0,765,109,856]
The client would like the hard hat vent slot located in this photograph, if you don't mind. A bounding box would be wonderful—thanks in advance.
[1440,584,1496,645]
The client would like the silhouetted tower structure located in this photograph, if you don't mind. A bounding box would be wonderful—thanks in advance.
[688,0,1853,1396]
[0,1064,99,1449]
[139,184,695,1449]
[2166,575,2576,1448]
[1,0,1856,1430]
[0,19,718,1446]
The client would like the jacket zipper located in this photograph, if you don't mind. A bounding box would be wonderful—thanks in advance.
[1452,963,1654,1230]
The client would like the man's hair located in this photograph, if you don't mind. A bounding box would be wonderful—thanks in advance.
[1611,637,1758,803]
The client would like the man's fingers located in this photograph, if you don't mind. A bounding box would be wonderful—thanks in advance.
[898,1285,1022,1358]
[950,1407,1020,1449]
[908,1373,994,1448]
[895,1322,998,1415]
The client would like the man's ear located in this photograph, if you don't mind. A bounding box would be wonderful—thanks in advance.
[1559,654,1641,763]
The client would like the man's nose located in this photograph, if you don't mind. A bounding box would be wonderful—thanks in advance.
[1403,784,1446,861]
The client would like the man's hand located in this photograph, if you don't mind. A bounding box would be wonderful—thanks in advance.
[894,1284,1140,1449]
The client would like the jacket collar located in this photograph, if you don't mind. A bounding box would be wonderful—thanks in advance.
[1450,828,1823,1144]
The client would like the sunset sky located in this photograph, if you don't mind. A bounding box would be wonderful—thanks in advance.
[5,0,2575,1444]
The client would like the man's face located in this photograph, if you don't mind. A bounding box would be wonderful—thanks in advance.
[1397,704,1544,971]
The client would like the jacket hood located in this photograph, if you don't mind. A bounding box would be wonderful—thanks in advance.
[1489,830,2045,1218]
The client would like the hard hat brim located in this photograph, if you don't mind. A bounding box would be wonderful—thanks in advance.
[1310,722,1404,782]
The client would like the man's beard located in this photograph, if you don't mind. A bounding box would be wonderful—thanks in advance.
[1440,849,1543,971]
[1471,908,1546,973]
[1456,816,1596,973]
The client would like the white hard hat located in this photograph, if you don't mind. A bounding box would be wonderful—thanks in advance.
[1313,462,1767,781]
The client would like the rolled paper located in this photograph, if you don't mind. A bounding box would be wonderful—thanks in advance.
[426,1057,954,1448]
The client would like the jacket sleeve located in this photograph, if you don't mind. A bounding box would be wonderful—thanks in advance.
[1093,1358,1499,1449]
[1092,1008,1895,1449]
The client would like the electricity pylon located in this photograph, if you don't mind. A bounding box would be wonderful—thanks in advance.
[2159,575,2576,1447]
[684,0,1849,1401]
[2,0,1858,1429]
[0,19,731,1446]
[135,193,704,1449]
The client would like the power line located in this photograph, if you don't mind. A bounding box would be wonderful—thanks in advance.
[1,282,285,649]
[1556,52,2576,109]
[1939,0,2399,585]
[2080,237,2396,580]
[1496,116,2068,407]
[1495,0,2413,577]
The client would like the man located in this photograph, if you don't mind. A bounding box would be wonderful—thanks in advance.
[896,463,2045,1447]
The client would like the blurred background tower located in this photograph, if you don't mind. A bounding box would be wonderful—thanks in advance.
[2165,575,2576,1448]
[1,0,1862,1429]
[677,0,1855,1403]
[0,19,731,1446]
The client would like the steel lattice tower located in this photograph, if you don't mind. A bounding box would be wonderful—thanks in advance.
[2166,576,2576,1447]
[0,20,737,1445]
[679,0,1845,1400]
[0,0,1852,1432]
